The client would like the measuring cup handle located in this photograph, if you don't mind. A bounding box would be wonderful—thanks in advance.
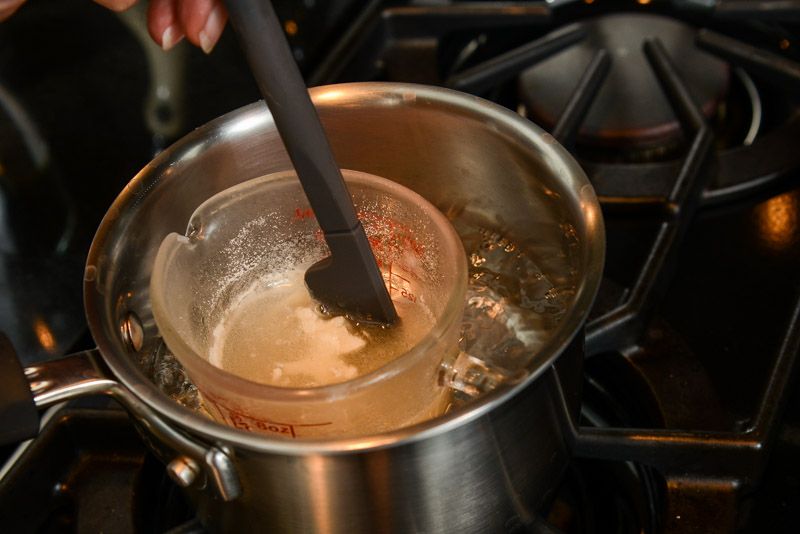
[0,333,39,446]
[440,351,518,398]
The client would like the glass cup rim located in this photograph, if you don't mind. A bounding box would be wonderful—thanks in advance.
[150,169,468,402]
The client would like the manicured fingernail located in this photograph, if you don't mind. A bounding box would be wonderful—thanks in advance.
[161,26,183,51]
[198,5,225,54]
[0,0,21,21]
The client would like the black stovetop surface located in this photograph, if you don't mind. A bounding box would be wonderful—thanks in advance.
[1,1,799,533]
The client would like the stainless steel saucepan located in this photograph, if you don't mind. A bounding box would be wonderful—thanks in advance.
[0,83,604,533]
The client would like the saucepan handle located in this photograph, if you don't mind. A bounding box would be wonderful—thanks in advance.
[0,333,242,502]
[0,333,39,444]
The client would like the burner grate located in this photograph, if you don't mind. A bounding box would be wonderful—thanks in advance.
[312,2,800,532]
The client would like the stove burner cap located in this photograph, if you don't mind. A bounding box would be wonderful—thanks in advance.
[518,14,729,150]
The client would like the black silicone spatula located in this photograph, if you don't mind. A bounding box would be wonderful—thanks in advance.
[223,0,397,325]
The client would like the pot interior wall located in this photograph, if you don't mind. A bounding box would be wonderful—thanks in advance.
[86,83,600,436]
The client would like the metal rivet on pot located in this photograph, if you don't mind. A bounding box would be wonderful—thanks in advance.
[167,456,200,488]
[121,312,144,352]
[84,265,97,282]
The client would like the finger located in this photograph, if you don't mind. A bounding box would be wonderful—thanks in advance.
[147,0,184,50]
[178,0,226,54]
[94,0,138,12]
[0,0,26,21]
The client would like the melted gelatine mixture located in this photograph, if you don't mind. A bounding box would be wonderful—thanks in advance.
[208,268,433,387]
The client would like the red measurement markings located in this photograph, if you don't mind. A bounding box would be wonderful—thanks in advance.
[201,390,331,438]
[293,207,315,221]
[368,235,384,268]
[401,234,424,258]
[387,268,417,303]
[358,212,425,260]
[292,209,427,276]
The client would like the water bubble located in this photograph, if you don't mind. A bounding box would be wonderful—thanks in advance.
[455,220,574,379]
[149,342,202,411]
[470,253,487,267]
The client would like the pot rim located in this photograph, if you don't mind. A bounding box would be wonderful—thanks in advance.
[84,82,605,455]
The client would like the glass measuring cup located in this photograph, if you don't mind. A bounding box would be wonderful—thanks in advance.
[150,170,467,438]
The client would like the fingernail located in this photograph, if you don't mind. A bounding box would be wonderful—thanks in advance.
[0,0,21,21]
[161,26,183,51]
[199,5,225,54]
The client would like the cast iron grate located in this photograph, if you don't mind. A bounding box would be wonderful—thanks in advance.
[310,1,800,532]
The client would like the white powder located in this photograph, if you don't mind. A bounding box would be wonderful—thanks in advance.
[208,268,365,386]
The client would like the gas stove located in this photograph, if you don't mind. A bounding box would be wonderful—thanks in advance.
[1,1,799,533]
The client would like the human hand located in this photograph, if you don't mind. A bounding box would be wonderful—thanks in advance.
[0,0,228,53]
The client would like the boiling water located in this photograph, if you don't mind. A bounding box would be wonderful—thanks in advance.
[456,222,576,374]
[207,268,433,387]
[144,219,576,411]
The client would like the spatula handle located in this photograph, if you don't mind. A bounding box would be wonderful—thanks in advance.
[224,0,358,233]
